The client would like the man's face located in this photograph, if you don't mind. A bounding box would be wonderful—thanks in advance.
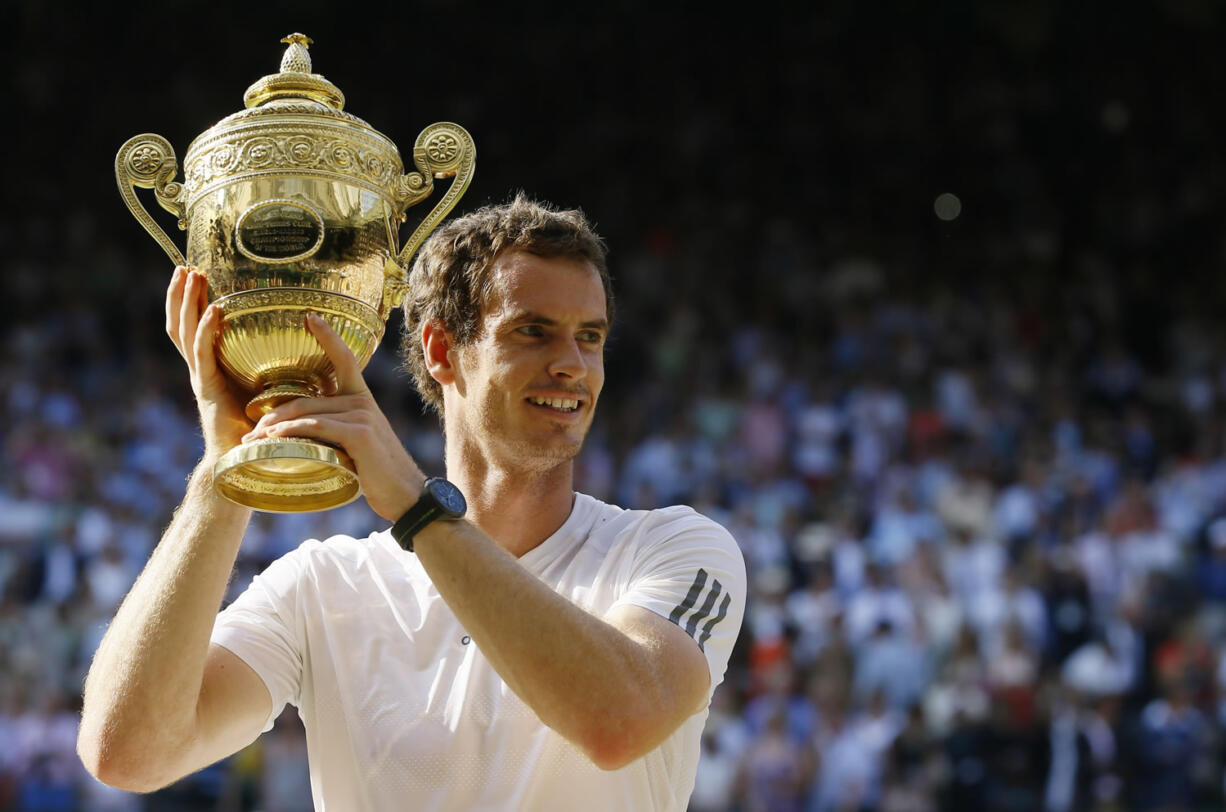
[446,249,608,472]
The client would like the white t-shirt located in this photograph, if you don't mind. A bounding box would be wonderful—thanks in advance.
[211,492,746,811]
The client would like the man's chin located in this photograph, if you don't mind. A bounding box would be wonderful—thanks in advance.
[511,432,587,469]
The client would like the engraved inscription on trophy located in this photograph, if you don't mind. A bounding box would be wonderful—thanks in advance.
[236,200,326,263]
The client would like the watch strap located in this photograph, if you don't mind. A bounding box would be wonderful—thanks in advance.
[391,502,440,552]
[391,477,463,552]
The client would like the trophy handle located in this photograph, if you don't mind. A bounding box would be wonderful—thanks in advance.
[381,123,476,316]
[115,134,188,266]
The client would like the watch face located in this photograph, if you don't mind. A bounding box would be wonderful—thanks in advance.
[428,478,467,517]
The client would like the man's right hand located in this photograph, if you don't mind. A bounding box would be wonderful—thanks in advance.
[165,266,253,457]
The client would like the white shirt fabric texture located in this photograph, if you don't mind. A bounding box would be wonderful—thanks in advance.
[211,492,747,811]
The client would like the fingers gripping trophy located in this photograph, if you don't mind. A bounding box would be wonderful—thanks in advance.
[116,34,475,512]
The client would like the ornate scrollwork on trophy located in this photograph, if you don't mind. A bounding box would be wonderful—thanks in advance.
[426,132,461,164]
[224,103,366,127]
[401,124,476,261]
[216,287,384,329]
[116,134,188,266]
[380,122,476,317]
[183,130,404,206]
[397,171,433,209]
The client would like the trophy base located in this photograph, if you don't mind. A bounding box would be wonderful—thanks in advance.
[213,437,360,513]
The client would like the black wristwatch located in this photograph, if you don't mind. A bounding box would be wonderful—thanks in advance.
[391,477,467,552]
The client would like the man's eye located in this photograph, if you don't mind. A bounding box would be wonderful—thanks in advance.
[578,331,604,344]
[516,325,544,337]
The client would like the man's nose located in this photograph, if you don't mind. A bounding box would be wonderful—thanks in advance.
[548,335,587,379]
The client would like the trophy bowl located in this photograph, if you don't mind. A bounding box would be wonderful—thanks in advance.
[115,34,475,512]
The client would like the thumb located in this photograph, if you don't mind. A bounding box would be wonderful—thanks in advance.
[305,312,369,396]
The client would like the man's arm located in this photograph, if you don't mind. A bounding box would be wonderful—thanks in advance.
[78,267,272,790]
[77,467,271,790]
[417,521,713,769]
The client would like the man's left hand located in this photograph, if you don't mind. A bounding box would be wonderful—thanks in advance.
[242,312,425,520]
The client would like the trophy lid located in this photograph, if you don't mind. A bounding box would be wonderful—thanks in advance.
[182,34,405,210]
[243,33,346,110]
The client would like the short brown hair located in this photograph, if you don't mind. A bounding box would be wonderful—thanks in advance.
[400,193,613,415]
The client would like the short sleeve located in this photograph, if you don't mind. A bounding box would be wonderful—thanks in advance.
[211,549,307,732]
[608,508,747,697]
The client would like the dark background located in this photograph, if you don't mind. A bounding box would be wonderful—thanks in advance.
[13,0,1226,363]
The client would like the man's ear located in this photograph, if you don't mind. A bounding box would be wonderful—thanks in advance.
[422,319,456,385]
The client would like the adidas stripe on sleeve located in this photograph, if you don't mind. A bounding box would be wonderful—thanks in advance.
[608,508,746,693]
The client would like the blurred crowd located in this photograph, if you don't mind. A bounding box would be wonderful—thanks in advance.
[9,1,1226,810]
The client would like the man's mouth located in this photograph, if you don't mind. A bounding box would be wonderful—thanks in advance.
[528,397,581,413]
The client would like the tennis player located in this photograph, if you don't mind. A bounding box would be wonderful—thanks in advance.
[79,195,745,810]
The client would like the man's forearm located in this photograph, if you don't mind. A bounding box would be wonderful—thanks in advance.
[78,460,252,787]
[413,520,707,769]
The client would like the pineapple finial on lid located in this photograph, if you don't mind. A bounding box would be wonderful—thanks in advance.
[279,33,314,73]
[243,33,344,110]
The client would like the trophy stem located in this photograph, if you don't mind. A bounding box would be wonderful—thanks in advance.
[245,379,325,421]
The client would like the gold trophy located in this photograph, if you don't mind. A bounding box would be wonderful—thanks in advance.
[116,34,475,512]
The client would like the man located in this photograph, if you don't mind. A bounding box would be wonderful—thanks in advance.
[78,195,746,810]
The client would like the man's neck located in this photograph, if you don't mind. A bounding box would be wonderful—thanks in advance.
[446,452,577,558]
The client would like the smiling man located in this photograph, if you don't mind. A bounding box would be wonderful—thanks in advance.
[78,195,746,811]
